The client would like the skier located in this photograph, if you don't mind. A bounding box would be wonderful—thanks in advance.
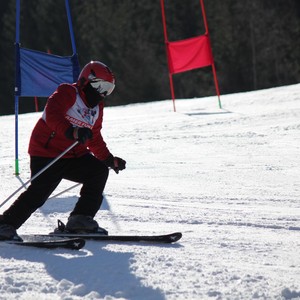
[0,61,126,240]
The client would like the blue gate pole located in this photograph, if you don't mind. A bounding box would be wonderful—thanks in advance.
[65,0,80,80]
[14,0,21,175]
[65,0,77,54]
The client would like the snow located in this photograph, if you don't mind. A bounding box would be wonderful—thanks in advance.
[0,83,300,300]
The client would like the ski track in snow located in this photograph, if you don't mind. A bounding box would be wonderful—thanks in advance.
[0,84,299,299]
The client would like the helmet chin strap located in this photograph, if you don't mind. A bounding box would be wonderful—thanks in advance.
[83,83,105,108]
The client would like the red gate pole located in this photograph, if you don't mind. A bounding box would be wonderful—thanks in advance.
[199,0,222,108]
[160,0,176,112]
[34,96,39,112]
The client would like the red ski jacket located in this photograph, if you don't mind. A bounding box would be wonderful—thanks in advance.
[28,83,111,160]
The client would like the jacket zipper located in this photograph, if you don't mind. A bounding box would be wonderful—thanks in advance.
[45,131,55,148]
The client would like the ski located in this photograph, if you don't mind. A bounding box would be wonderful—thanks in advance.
[5,237,85,250]
[42,220,182,244]
[46,232,182,244]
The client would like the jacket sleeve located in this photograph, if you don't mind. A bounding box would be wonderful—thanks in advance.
[43,84,77,137]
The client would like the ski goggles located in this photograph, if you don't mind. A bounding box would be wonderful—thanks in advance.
[90,79,115,96]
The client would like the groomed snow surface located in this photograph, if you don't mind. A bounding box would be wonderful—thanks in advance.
[0,84,299,300]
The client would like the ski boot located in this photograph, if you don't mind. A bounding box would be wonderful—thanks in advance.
[54,215,108,235]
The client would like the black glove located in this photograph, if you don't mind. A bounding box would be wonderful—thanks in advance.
[65,126,93,144]
[104,154,126,174]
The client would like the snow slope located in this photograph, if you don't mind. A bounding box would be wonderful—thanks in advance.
[0,84,299,300]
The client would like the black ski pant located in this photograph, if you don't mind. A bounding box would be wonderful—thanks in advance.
[2,153,109,229]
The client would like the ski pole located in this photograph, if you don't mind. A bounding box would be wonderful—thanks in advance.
[0,141,79,209]
[49,182,81,199]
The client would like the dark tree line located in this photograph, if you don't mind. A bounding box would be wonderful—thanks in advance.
[0,0,299,115]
